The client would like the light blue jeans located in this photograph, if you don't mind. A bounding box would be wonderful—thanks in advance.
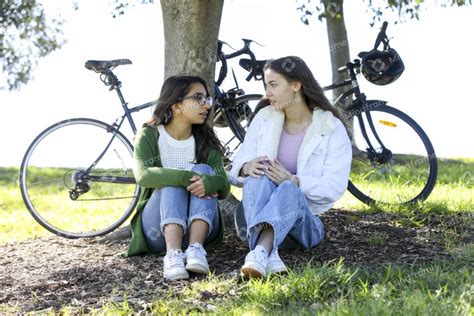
[141,164,219,253]
[242,175,324,252]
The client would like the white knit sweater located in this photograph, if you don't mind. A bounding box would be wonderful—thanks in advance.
[157,125,196,170]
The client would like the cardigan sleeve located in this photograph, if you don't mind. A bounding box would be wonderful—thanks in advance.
[133,127,197,188]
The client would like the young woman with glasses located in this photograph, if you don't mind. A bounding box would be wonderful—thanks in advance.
[124,75,230,281]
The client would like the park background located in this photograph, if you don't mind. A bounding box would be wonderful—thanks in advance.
[0,0,474,167]
[1,1,473,314]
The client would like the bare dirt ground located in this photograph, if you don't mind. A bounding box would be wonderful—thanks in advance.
[0,209,470,313]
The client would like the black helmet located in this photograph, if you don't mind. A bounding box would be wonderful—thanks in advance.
[359,47,405,85]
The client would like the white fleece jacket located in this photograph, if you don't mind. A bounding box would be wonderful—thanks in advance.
[229,106,352,215]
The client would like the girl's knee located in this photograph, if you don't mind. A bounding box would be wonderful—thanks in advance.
[161,185,186,195]
[278,179,297,190]
[244,174,272,187]
[192,163,214,175]
[275,180,300,196]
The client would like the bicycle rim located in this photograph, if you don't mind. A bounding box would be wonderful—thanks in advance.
[214,94,262,163]
[19,118,139,238]
[348,104,437,205]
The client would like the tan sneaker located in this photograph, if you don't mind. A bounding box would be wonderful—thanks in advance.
[240,245,268,278]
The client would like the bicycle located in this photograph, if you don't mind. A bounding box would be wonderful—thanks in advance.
[19,40,264,239]
[325,22,437,205]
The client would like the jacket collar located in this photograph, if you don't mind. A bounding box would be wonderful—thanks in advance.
[256,105,336,160]
[258,105,336,134]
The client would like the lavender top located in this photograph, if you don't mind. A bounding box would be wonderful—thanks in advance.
[277,127,308,174]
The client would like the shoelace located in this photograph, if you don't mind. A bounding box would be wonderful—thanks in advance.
[187,243,207,256]
[166,250,185,267]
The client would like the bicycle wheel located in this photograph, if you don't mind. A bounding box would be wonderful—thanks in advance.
[19,118,139,238]
[213,94,262,165]
[347,102,437,205]
[222,94,263,141]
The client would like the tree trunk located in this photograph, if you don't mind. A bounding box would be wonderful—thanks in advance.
[160,0,224,92]
[324,0,350,103]
[324,0,357,150]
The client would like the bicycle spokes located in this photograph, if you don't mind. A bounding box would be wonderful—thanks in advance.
[20,118,139,238]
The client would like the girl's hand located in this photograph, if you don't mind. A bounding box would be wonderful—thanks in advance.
[241,156,270,178]
[265,158,292,185]
[187,176,219,199]
[206,192,219,200]
[187,175,206,197]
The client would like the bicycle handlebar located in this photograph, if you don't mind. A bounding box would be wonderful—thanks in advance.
[216,39,259,86]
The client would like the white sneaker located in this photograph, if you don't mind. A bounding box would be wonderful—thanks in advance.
[240,245,268,278]
[163,249,189,280]
[185,243,209,274]
[267,248,287,274]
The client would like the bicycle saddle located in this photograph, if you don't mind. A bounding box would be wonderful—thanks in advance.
[85,59,132,73]
[239,58,266,81]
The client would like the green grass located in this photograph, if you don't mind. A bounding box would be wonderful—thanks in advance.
[0,167,49,243]
[337,157,473,214]
[228,248,473,315]
[1,158,473,314]
[0,166,133,243]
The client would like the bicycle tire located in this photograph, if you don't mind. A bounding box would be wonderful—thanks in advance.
[19,118,140,238]
[223,94,263,142]
[346,103,437,205]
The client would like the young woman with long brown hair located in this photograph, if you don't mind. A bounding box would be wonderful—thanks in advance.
[125,75,230,281]
[230,56,352,278]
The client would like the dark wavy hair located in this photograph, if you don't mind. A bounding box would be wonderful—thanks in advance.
[260,56,348,130]
[145,75,224,163]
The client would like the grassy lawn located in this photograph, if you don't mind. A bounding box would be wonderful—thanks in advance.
[1,166,134,241]
[117,248,473,315]
[0,158,472,314]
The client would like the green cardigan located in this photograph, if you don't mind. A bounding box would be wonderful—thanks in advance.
[124,126,230,256]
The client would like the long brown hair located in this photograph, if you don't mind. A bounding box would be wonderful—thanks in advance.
[262,56,348,129]
[145,75,224,163]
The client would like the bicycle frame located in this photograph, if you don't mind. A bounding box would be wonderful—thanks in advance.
[75,70,156,191]
[323,60,392,163]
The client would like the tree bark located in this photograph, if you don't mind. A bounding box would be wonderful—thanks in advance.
[160,0,224,93]
[323,0,357,150]
[323,0,350,103]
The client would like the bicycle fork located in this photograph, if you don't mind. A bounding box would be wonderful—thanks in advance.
[353,97,393,165]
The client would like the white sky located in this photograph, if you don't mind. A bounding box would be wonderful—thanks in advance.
[1,0,473,166]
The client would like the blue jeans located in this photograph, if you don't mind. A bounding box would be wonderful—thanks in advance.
[141,164,219,253]
[242,175,324,252]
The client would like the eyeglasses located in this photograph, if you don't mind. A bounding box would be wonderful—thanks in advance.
[179,94,214,106]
